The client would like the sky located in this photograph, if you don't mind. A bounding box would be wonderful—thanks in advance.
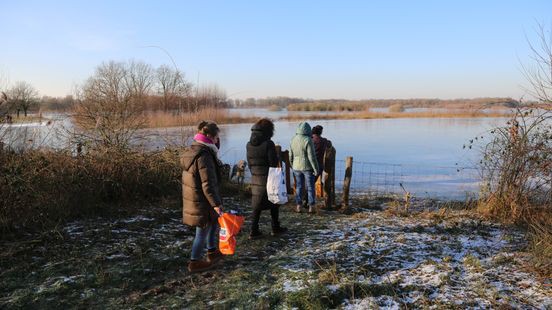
[1,0,551,100]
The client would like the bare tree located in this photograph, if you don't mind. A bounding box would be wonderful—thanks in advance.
[0,72,9,148]
[196,83,228,108]
[156,65,192,112]
[479,23,552,222]
[522,22,552,104]
[0,70,8,96]
[0,91,7,116]
[0,90,8,146]
[8,81,39,117]
[73,61,147,149]
[40,95,76,111]
[127,60,154,105]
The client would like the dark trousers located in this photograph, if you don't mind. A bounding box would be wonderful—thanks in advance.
[251,192,280,233]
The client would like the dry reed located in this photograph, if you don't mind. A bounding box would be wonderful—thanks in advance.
[281,110,511,121]
[145,108,257,128]
[0,148,181,233]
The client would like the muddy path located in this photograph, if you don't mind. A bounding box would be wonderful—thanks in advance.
[1,196,550,309]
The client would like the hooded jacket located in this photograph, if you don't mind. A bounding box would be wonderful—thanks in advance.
[180,141,222,227]
[246,123,278,197]
[290,122,319,175]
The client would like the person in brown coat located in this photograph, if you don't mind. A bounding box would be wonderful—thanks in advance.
[181,121,224,273]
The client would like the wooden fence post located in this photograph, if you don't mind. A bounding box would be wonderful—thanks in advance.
[323,145,336,210]
[342,156,353,211]
[331,151,336,207]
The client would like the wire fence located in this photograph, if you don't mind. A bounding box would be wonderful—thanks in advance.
[333,160,479,200]
[228,157,480,201]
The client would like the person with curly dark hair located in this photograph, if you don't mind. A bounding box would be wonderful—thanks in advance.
[246,118,288,239]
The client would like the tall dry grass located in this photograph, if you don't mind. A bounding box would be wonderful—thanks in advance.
[145,107,257,128]
[287,102,368,112]
[285,98,518,111]
[0,148,181,233]
[527,221,552,278]
[281,110,511,121]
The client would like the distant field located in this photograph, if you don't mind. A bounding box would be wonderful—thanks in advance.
[144,108,257,128]
[285,98,519,112]
[281,110,512,121]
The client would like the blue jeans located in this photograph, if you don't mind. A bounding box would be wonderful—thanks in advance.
[191,223,219,260]
[293,170,315,206]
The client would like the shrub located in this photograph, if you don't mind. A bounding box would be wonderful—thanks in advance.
[477,108,551,222]
[267,104,282,112]
[477,108,551,277]
[388,104,405,113]
[0,148,181,232]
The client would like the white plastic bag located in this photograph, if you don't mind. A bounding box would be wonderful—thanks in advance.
[267,167,288,204]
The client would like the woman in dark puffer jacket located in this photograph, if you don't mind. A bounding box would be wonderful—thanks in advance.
[181,121,224,273]
[246,118,288,239]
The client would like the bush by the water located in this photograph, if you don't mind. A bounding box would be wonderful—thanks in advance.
[0,148,181,232]
[388,104,405,113]
[477,108,552,276]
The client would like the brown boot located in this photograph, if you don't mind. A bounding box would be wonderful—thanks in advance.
[207,249,224,264]
[187,260,214,273]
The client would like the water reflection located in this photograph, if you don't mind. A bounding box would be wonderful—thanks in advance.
[0,113,72,151]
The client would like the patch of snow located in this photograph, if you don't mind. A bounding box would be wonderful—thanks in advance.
[344,296,400,310]
[281,280,306,293]
[105,253,128,260]
[120,216,155,223]
[327,284,340,292]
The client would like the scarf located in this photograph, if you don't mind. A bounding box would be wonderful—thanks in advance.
[194,133,219,155]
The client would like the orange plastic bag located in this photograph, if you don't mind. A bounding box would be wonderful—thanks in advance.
[218,212,245,255]
[315,177,323,198]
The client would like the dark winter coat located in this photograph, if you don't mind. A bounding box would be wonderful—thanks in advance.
[246,124,278,197]
[180,141,222,228]
[312,134,332,175]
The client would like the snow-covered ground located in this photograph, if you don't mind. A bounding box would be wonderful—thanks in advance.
[272,206,551,308]
[1,197,550,309]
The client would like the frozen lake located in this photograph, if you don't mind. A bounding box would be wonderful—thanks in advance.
[2,111,509,199]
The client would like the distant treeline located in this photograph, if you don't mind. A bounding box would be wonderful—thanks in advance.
[40,95,76,111]
[8,60,229,114]
[231,96,523,111]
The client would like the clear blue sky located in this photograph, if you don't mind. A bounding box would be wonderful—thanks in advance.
[1,0,551,100]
